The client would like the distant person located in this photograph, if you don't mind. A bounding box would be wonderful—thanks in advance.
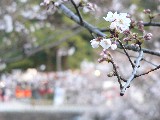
[31,84,40,99]
[1,87,5,102]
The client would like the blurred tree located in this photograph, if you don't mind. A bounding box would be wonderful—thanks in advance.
[0,0,95,71]
[0,0,159,72]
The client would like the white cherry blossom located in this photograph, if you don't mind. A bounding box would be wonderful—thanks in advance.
[100,39,111,50]
[90,39,99,48]
[83,7,90,13]
[116,13,131,32]
[103,11,131,32]
[44,0,50,4]
[110,22,117,30]
[111,43,117,50]
[103,12,119,22]
[91,12,131,50]
[40,0,51,6]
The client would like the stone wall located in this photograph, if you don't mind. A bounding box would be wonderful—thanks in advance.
[0,111,81,120]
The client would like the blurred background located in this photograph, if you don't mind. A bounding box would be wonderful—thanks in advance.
[0,0,160,120]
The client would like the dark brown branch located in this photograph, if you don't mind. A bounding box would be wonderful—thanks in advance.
[135,65,160,78]
[109,54,122,88]
[143,22,160,27]
[99,28,110,32]
[120,50,143,96]
[120,77,127,82]
[122,45,160,57]
[118,40,135,69]
[70,0,83,25]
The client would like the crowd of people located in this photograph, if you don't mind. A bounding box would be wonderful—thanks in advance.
[0,61,120,105]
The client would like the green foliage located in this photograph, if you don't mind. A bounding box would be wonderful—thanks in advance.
[7,59,34,71]
[60,33,93,69]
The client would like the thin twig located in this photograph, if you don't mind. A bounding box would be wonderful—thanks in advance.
[118,40,135,69]
[70,0,83,25]
[109,54,122,89]
[119,76,127,82]
[135,65,160,78]
[142,59,159,67]
[116,50,159,67]
[120,50,143,96]
[99,28,110,32]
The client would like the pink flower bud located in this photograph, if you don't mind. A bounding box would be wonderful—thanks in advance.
[137,21,144,32]
[100,51,105,56]
[123,30,130,35]
[143,9,151,14]
[98,58,104,63]
[144,33,152,40]
[103,54,108,58]
[123,37,131,41]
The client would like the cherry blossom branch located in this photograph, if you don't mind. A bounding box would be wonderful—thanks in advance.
[57,4,160,57]
[38,2,160,96]
[120,50,143,96]
[99,22,160,32]
[56,4,160,95]
[100,22,160,32]
[117,40,135,69]
[135,65,160,78]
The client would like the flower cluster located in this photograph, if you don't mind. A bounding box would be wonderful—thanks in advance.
[40,0,97,14]
[82,2,98,13]
[90,11,153,55]
[40,0,69,14]
[90,11,132,51]
[40,0,51,6]
[103,12,131,33]
[73,0,98,14]
[90,37,117,50]
[40,0,69,7]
